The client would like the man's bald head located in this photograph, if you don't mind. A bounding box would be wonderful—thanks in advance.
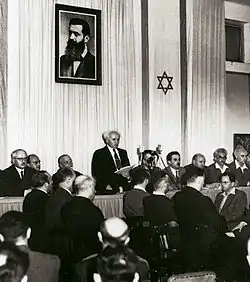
[98,217,129,247]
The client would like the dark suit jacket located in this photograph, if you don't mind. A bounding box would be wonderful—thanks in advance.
[91,146,130,193]
[72,252,150,282]
[0,165,36,196]
[143,194,177,226]
[206,163,230,185]
[60,51,95,79]
[162,166,185,190]
[214,189,247,230]
[184,164,208,183]
[19,246,60,282]
[123,188,150,218]
[23,189,49,252]
[61,196,104,261]
[228,161,250,186]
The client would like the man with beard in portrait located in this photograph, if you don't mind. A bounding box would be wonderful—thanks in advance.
[60,18,95,79]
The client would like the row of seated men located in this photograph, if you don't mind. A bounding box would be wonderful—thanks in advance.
[1,130,250,196]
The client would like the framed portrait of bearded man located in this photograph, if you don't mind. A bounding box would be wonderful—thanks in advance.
[55,4,102,85]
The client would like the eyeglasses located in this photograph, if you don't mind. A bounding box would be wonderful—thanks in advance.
[173,158,180,161]
[221,181,231,184]
[218,155,227,160]
[13,157,27,161]
[31,161,41,165]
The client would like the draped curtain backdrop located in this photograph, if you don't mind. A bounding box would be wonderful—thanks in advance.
[186,0,225,164]
[7,0,142,174]
[0,0,7,168]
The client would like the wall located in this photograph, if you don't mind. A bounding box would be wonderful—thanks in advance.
[7,0,143,174]
[225,73,250,161]
[147,0,182,160]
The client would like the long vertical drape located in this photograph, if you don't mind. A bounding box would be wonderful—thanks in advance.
[7,0,142,174]
[0,0,7,168]
[186,0,225,164]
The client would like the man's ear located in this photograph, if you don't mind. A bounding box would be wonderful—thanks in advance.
[97,232,103,243]
[0,233,4,242]
[93,273,101,282]
[133,272,139,282]
[84,35,90,43]
[26,228,31,240]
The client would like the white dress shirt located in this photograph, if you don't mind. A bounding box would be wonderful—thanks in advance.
[133,185,147,192]
[170,167,179,178]
[15,167,24,179]
[107,145,121,169]
[235,160,248,173]
[219,187,236,212]
[215,162,228,174]
[153,191,166,196]
[73,47,88,75]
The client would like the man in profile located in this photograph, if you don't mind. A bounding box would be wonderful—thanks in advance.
[60,18,95,79]
[91,130,130,194]
[27,154,41,171]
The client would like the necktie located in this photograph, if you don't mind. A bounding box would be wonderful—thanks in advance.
[20,170,24,179]
[175,170,179,183]
[113,149,122,170]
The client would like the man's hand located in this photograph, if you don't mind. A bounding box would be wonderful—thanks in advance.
[105,185,113,191]
[232,221,248,232]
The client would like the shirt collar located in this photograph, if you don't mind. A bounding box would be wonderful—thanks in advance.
[222,187,236,197]
[134,185,146,192]
[153,191,166,196]
[81,46,88,60]
[37,188,48,194]
[15,167,24,173]
[235,160,248,170]
[107,145,119,155]
[59,187,72,195]
[215,162,228,173]
[170,166,178,176]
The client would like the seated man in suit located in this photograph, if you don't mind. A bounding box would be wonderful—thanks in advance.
[206,148,229,188]
[61,175,104,262]
[0,211,60,282]
[228,145,250,187]
[91,130,130,194]
[52,154,82,192]
[123,169,150,218]
[131,150,161,193]
[93,245,140,282]
[161,151,185,190]
[23,170,52,253]
[27,154,41,171]
[215,172,247,230]
[73,217,150,282]
[0,149,36,196]
[143,175,177,226]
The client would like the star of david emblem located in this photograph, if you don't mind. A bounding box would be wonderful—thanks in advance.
[157,71,173,95]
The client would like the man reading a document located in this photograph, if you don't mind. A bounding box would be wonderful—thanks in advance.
[91,130,131,194]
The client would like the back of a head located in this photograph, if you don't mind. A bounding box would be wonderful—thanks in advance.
[182,167,205,185]
[130,169,149,186]
[74,175,96,199]
[0,212,28,243]
[56,167,75,184]
[31,170,50,188]
[0,242,29,282]
[96,245,139,282]
[100,218,129,247]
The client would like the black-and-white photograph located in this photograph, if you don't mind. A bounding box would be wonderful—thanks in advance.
[55,4,101,85]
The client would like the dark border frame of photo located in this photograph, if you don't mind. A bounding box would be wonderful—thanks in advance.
[55,4,102,85]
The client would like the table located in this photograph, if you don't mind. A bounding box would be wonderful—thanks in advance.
[0,187,249,218]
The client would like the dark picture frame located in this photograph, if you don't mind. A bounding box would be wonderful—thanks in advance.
[233,133,250,152]
[55,4,102,85]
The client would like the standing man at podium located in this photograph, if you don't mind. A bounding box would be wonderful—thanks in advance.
[91,130,130,194]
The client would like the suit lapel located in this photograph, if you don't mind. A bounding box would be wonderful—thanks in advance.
[215,193,224,210]
[12,166,22,181]
[104,146,116,170]
[220,194,235,213]
[166,167,178,186]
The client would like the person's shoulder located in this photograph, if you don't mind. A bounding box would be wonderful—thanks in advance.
[2,165,15,174]
[207,163,216,169]
[235,189,247,197]
[93,146,107,155]
[30,250,60,266]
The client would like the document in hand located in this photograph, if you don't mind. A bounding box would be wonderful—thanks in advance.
[115,165,135,175]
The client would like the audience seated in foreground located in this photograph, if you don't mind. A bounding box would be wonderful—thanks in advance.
[73,217,150,282]
[143,175,177,226]
[0,242,29,282]
[215,172,247,230]
[123,169,150,218]
[0,211,60,282]
[61,175,104,262]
